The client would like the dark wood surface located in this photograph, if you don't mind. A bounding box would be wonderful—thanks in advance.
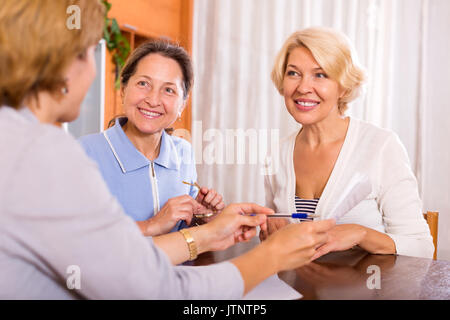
[193,237,450,300]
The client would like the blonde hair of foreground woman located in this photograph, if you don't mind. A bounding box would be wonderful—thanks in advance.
[0,0,104,109]
[271,27,366,115]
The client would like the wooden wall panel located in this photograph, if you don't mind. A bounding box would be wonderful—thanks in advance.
[109,0,181,39]
[103,0,194,135]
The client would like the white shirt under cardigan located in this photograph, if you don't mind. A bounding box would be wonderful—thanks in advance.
[0,106,243,299]
[264,117,434,259]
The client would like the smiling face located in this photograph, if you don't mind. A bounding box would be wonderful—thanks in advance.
[282,46,344,126]
[121,53,186,135]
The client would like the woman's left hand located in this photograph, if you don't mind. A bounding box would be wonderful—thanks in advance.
[195,187,225,213]
[311,224,367,260]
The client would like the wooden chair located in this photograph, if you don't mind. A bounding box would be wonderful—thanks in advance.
[423,211,439,260]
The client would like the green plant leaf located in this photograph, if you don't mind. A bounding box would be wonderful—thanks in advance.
[102,0,112,14]
[101,0,131,91]
[103,26,110,41]
[116,35,130,54]
[114,78,121,90]
[111,19,120,35]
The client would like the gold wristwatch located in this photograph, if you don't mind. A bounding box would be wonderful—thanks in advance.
[179,229,198,261]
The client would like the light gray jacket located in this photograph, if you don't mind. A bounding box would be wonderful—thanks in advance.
[0,106,243,299]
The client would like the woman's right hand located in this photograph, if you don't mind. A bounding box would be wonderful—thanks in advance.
[141,195,203,236]
[231,218,335,295]
[262,220,335,271]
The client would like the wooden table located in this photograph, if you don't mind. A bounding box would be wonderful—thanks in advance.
[193,237,450,300]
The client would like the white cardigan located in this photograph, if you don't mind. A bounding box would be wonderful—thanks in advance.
[264,117,434,259]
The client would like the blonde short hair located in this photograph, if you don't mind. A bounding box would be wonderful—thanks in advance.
[0,0,104,109]
[271,27,366,114]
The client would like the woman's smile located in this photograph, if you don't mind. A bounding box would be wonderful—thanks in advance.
[137,107,163,119]
[294,98,321,111]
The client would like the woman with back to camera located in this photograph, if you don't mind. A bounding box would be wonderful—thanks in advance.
[260,27,434,259]
[0,0,335,299]
[79,40,224,237]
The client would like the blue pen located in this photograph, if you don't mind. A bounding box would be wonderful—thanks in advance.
[267,213,319,219]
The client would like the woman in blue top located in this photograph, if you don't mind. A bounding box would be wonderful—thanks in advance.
[79,40,224,236]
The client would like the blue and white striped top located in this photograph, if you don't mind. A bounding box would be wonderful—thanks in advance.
[295,196,319,220]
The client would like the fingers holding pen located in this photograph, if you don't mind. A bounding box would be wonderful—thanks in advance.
[155,195,201,228]
[195,186,225,212]
[195,187,207,204]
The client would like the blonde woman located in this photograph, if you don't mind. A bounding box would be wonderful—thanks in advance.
[0,1,334,299]
[261,27,434,259]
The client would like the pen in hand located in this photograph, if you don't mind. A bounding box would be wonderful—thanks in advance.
[266,213,319,219]
[182,180,201,189]
[181,180,214,218]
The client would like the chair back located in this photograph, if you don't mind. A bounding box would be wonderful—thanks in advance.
[423,211,439,260]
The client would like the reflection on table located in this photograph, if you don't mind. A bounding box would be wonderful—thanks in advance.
[193,237,450,300]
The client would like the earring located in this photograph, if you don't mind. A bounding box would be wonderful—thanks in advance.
[61,77,69,95]
[177,112,182,121]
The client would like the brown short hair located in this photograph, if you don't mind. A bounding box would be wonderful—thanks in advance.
[120,39,193,100]
[271,27,366,114]
[0,0,104,109]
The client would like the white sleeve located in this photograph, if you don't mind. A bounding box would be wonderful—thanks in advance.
[377,133,434,258]
[6,128,244,299]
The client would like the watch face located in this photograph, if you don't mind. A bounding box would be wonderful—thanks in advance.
[180,229,197,260]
